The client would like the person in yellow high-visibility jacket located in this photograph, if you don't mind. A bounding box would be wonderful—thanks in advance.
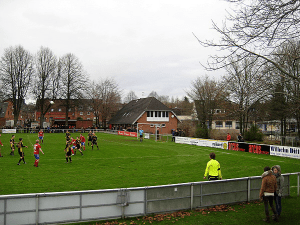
[203,152,222,180]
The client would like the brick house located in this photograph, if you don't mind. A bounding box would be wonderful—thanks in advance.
[35,99,96,128]
[0,100,27,127]
[108,97,180,134]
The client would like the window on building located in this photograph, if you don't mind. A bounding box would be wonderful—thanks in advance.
[215,121,223,127]
[87,112,90,115]
[162,124,166,127]
[225,121,232,128]
[80,112,83,115]
[236,122,240,129]
[150,124,154,127]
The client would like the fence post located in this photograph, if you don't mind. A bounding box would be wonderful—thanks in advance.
[190,184,193,210]
[297,173,300,196]
[247,178,251,202]
[35,194,39,225]
[144,187,147,216]
[4,199,7,225]
[200,183,203,207]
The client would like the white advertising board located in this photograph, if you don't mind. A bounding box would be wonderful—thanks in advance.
[2,129,17,133]
[175,137,228,150]
[270,145,300,159]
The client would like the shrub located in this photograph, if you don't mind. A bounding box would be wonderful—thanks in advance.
[195,124,209,139]
[244,125,264,141]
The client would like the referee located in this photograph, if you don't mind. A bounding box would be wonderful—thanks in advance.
[203,152,222,180]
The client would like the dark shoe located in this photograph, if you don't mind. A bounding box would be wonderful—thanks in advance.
[263,218,270,223]
[273,215,279,222]
[17,163,20,165]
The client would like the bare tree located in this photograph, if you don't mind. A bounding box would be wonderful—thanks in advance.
[90,78,121,128]
[222,56,272,133]
[269,40,300,136]
[59,53,88,127]
[89,81,102,127]
[187,76,224,138]
[148,91,159,99]
[124,90,138,103]
[0,45,34,126]
[196,0,300,81]
[33,47,59,128]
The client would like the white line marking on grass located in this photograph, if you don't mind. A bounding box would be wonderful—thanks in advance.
[26,135,34,146]
[45,155,195,161]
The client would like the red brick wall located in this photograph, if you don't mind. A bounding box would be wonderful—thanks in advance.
[136,112,178,134]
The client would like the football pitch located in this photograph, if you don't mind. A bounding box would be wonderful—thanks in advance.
[0,132,299,196]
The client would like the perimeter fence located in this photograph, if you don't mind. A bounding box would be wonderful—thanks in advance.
[0,173,299,225]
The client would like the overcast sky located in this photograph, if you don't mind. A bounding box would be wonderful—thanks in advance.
[0,0,231,101]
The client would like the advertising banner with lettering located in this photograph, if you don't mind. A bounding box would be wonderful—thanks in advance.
[118,131,137,137]
[2,129,17,134]
[270,145,300,159]
[228,142,270,155]
[175,137,192,145]
[175,137,228,149]
[176,136,299,159]
[206,140,228,149]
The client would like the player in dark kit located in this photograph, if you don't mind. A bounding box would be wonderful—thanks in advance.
[10,135,15,155]
[65,130,70,142]
[87,131,93,146]
[65,141,72,163]
[75,137,83,156]
[17,138,28,165]
[91,133,99,150]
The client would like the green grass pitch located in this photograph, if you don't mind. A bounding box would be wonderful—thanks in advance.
[0,132,299,196]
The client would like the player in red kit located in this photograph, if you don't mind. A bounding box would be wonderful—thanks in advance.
[38,129,44,144]
[34,139,44,167]
[80,134,86,151]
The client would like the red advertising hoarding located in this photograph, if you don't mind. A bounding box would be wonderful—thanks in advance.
[118,131,137,137]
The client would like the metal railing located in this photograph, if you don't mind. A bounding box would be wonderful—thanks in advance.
[0,173,299,225]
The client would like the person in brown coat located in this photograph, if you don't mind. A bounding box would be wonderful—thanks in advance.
[259,166,278,223]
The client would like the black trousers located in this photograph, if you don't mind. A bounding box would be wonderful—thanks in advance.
[263,196,277,218]
[208,176,219,181]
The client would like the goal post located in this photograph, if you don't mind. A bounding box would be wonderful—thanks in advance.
[136,123,163,141]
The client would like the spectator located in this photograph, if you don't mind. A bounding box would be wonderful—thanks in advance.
[237,133,244,142]
[272,165,284,217]
[226,133,231,141]
[259,166,278,223]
